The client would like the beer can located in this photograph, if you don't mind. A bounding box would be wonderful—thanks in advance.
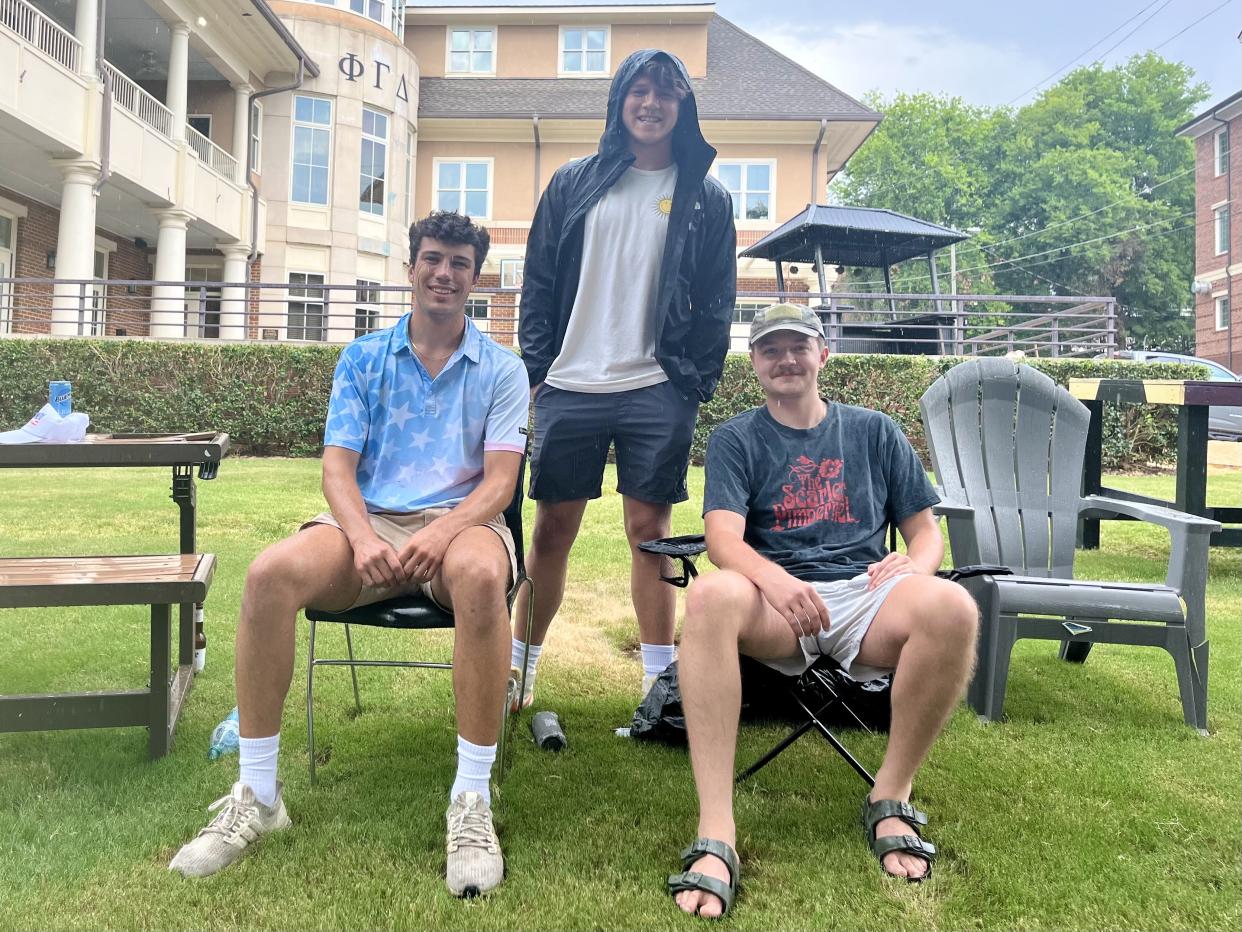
[49,381,72,416]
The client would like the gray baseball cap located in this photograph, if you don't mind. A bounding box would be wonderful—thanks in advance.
[748,303,825,345]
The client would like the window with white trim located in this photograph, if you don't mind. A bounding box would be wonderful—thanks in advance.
[731,300,768,324]
[500,258,524,289]
[1216,127,1229,177]
[714,160,774,222]
[1216,295,1230,331]
[0,212,15,335]
[249,100,262,173]
[356,279,381,337]
[1215,205,1230,256]
[465,296,489,320]
[435,159,491,218]
[291,95,332,205]
[560,27,608,75]
[448,28,495,74]
[288,272,326,341]
[360,107,388,216]
[350,0,385,24]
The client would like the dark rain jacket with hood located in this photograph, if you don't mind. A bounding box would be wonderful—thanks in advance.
[518,49,737,403]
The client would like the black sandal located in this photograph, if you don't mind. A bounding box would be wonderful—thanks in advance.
[861,797,936,883]
[667,837,740,918]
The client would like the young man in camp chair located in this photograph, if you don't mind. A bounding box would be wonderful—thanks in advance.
[668,304,978,917]
[169,211,529,898]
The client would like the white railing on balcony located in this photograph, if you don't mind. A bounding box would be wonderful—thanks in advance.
[102,61,173,138]
[186,124,239,183]
[0,0,81,73]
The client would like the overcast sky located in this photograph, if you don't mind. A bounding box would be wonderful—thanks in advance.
[713,0,1240,110]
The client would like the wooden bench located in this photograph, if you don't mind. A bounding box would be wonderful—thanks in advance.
[0,554,215,759]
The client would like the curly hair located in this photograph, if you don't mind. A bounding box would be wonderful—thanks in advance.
[408,210,491,273]
[634,57,690,101]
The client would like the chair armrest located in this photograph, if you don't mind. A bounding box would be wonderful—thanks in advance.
[933,501,975,520]
[1078,496,1221,533]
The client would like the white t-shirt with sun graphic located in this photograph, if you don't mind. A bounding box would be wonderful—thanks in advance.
[545,163,678,392]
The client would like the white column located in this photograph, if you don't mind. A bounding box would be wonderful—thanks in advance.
[231,84,253,170]
[74,0,99,78]
[219,244,250,341]
[166,23,190,142]
[50,161,100,336]
[150,209,191,337]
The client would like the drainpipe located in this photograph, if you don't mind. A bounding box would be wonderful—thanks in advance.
[1202,105,1233,371]
[532,114,541,210]
[247,57,307,262]
[809,118,827,204]
[90,0,111,196]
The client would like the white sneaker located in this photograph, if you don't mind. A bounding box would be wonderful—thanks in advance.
[168,781,291,878]
[508,666,534,713]
[445,791,504,897]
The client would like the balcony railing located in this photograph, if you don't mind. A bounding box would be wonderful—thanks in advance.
[0,279,1119,359]
[103,61,173,138]
[186,124,239,183]
[0,0,81,73]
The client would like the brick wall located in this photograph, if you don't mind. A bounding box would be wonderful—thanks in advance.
[1192,115,1240,368]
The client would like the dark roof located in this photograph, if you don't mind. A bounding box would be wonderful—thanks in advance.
[418,15,879,121]
[740,205,968,268]
[1175,88,1242,136]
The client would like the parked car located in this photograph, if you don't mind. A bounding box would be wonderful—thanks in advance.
[1115,351,1242,441]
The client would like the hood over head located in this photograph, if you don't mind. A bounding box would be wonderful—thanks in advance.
[598,49,715,171]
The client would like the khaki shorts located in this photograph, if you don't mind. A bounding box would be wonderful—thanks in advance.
[301,509,517,613]
[756,573,906,681]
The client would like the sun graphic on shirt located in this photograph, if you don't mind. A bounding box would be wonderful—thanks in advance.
[653,194,674,218]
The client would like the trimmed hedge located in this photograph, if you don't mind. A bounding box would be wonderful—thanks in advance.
[0,339,1205,468]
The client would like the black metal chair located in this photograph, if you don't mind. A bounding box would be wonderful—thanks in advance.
[305,460,533,787]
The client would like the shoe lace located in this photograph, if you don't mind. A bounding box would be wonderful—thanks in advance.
[447,803,497,852]
[200,792,259,844]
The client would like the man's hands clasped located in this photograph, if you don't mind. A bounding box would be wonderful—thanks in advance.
[351,522,455,590]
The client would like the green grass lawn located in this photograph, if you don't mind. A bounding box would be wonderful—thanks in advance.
[0,460,1238,931]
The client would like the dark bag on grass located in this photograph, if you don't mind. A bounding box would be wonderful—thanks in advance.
[628,658,892,748]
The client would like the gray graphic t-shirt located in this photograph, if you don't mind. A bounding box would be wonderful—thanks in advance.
[703,403,939,582]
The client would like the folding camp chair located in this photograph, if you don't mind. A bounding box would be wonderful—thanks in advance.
[304,460,534,786]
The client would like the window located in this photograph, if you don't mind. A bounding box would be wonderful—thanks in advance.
[1216,128,1229,177]
[87,249,107,337]
[291,95,332,205]
[249,101,262,172]
[0,213,15,335]
[187,114,212,139]
[404,126,415,227]
[1215,205,1230,256]
[355,279,381,337]
[1216,296,1230,332]
[500,258,524,289]
[714,160,774,222]
[465,296,489,320]
[435,159,491,218]
[288,272,326,341]
[560,27,607,74]
[360,107,388,216]
[448,28,494,74]
[350,0,385,24]
[391,0,405,38]
[731,300,768,324]
[186,266,222,339]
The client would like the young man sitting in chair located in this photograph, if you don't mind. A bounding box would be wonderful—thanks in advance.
[169,211,529,898]
[668,304,978,918]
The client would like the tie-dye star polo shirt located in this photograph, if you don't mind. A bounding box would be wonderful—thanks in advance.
[324,313,529,512]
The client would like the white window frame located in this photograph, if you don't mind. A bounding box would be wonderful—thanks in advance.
[464,294,490,320]
[1215,127,1229,178]
[186,265,224,339]
[558,25,610,76]
[349,0,387,26]
[87,245,111,337]
[187,113,212,139]
[445,26,496,75]
[355,278,381,337]
[290,94,333,207]
[712,159,776,225]
[1214,203,1230,256]
[0,209,16,336]
[287,271,327,342]
[249,100,262,174]
[1215,294,1230,332]
[360,106,389,218]
[432,157,493,220]
[731,299,769,325]
[500,258,524,289]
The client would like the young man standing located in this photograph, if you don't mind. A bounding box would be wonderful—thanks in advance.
[169,212,529,898]
[515,49,737,704]
[668,305,979,918]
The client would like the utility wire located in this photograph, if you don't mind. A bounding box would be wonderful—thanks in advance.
[1151,0,1236,50]
[1089,0,1178,64]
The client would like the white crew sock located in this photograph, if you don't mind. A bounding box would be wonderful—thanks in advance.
[640,642,677,677]
[238,733,280,807]
[511,637,542,680]
[450,735,497,806]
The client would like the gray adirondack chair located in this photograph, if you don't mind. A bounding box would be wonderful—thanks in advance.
[919,359,1218,733]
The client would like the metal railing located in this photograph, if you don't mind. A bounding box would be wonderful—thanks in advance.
[185,124,239,183]
[0,278,1119,357]
[102,61,173,138]
[0,0,81,73]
